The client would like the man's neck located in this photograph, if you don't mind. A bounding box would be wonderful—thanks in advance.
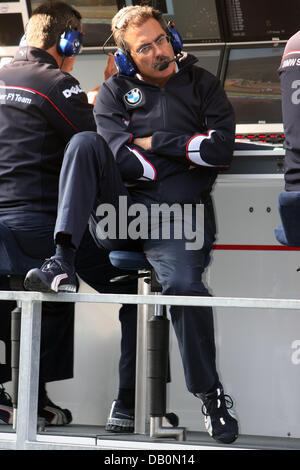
[137,63,178,88]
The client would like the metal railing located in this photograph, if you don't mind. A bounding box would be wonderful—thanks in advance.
[0,289,300,450]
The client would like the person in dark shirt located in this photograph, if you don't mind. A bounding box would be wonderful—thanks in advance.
[25,5,239,444]
[0,0,135,427]
[279,30,300,190]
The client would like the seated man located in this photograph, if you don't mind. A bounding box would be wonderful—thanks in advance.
[25,5,238,444]
[0,0,136,427]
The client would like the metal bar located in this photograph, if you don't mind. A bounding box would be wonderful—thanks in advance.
[154,292,164,317]
[16,299,42,450]
[0,286,299,449]
[11,305,21,430]
[0,290,300,310]
[150,416,186,441]
[134,275,152,435]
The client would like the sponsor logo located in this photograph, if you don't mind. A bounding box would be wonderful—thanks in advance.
[124,88,142,106]
[62,84,83,99]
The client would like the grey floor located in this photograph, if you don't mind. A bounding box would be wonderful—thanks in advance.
[1,423,300,450]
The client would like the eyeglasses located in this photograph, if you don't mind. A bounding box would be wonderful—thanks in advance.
[132,35,170,56]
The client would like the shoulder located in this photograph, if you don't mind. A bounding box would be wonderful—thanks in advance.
[45,70,86,102]
[280,31,300,71]
[179,53,219,84]
[284,30,300,55]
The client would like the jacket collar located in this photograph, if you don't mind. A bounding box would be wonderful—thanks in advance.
[14,46,58,68]
[177,52,199,70]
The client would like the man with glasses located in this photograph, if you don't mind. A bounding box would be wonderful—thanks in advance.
[25,5,238,444]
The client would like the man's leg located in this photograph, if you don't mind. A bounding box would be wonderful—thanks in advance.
[25,131,135,293]
[0,212,74,425]
[24,133,140,430]
[76,226,137,415]
[141,201,238,444]
[0,275,15,424]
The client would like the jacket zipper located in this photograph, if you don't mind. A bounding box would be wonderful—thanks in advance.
[160,88,167,129]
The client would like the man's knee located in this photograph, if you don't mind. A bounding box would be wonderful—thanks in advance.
[163,269,207,296]
[66,131,110,155]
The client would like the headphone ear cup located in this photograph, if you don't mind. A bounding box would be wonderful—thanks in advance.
[114,49,137,76]
[58,29,83,57]
[167,21,183,55]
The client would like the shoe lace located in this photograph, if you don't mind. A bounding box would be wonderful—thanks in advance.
[42,257,64,272]
[201,392,233,417]
[0,384,12,407]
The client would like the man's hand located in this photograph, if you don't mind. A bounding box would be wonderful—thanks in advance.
[87,86,100,105]
[134,136,152,150]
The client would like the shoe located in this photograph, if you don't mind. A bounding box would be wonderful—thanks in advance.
[0,384,72,427]
[0,385,13,424]
[24,256,77,293]
[38,396,72,426]
[105,400,134,433]
[198,384,238,444]
[105,400,179,433]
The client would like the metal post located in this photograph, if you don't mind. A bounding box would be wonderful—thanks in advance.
[150,417,186,440]
[148,300,186,441]
[134,274,153,435]
[11,304,21,430]
[16,299,42,450]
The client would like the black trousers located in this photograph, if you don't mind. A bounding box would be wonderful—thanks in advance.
[0,210,137,389]
[54,131,220,394]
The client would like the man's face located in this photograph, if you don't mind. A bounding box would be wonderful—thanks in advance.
[123,17,176,86]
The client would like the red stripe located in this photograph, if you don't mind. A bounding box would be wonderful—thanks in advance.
[3,85,78,131]
[282,49,300,58]
[186,132,208,162]
[213,244,300,251]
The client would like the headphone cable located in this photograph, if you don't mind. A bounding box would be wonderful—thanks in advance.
[102,32,114,55]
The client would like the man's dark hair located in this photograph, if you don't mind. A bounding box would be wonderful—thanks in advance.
[26,1,82,50]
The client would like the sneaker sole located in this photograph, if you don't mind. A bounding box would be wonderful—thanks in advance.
[213,432,239,444]
[105,413,179,434]
[24,271,54,293]
[24,271,76,294]
[105,423,134,433]
[39,407,73,426]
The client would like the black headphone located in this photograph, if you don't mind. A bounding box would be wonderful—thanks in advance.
[114,21,183,77]
[58,27,83,57]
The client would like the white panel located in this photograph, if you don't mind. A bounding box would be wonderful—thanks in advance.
[72,53,110,93]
